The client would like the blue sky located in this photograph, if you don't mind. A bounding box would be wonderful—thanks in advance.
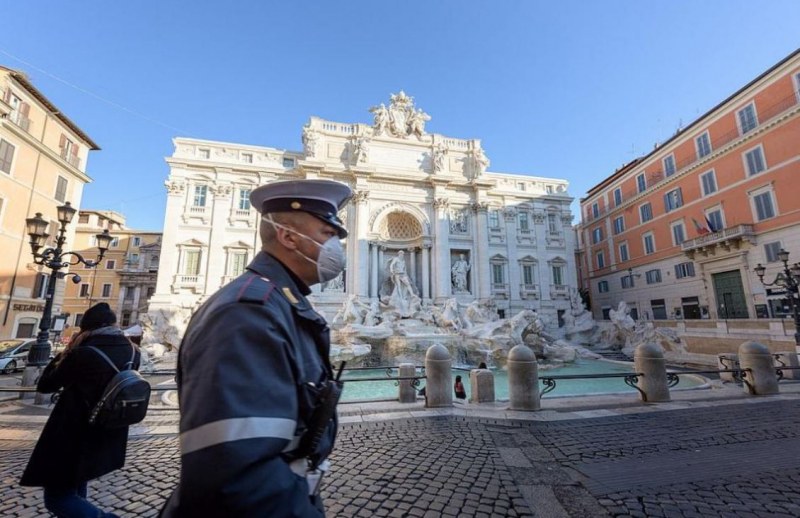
[2,1,798,231]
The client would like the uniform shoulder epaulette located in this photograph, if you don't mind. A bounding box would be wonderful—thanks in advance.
[236,274,274,305]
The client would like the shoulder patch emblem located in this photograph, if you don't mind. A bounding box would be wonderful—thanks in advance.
[282,287,300,304]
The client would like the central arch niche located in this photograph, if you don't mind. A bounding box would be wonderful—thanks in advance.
[368,204,431,301]
[379,211,423,241]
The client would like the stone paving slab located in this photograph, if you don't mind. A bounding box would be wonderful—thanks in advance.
[1,385,800,516]
[578,436,800,494]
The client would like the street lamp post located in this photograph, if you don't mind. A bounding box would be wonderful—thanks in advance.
[754,249,800,347]
[21,202,113,402]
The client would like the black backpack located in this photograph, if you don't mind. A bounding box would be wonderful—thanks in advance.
[86,345,151,428]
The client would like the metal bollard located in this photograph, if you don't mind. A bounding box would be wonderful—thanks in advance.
[774,351,800,381]
[398,363,417,403]
[469,368,495,403]
[507,344,540,411]
[739,341,779,395]
[424,344,452,408]
[717,353,739,382]
[634,342,671,403]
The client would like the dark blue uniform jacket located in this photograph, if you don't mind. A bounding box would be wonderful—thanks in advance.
[161,252,337,517]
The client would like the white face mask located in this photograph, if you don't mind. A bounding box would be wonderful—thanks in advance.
[263,215,346,283]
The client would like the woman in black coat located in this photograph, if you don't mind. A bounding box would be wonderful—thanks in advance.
[20,303,141,518]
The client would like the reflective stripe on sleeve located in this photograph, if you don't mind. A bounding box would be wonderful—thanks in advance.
[180,417,297,455]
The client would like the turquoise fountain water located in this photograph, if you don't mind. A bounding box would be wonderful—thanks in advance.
[339,359,704,402]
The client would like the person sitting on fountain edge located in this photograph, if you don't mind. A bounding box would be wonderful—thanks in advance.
[160,179,352,518]
[454,375,467,400]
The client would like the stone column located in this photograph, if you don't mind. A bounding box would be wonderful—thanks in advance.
[409,247,417,285]
[634,342,671,402]
[739,341,779,395]
[353,191,370,298]
[398,363,417,403]
[504,208,520,302]
[132,286,142,323]
[151,179,187,304]
[425,344,452,408]
[473,202,491,299]
[378,246,386,296]
[116,286,126,321]
[508,345,540,411]
[421,244,431,302]
[370,242,379,300]
[433,199,451,302]
[206,183,232,294]
[469,369,495,403]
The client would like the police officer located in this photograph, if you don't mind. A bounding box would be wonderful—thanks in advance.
[160,179,352,517]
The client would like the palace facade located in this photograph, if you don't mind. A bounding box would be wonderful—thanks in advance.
[149,93,577,329]
[578,49,800,323]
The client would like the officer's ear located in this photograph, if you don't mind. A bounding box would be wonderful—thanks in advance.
[274,225,301,250]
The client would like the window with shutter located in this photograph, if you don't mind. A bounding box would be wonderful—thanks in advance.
[738,104,758,134]
[752,191,775,221]
[700,170,717,196]
[764,242,782,263]
[636,174,646,193]
[619,243,629,262]
[596,252,605,269]
[663,155,676,177]
[55,176,68,202]
[696,132,712,158]
[664,188,683,212]
[639,203,653,223]
[0,139,14,174]
[744,146,766,176]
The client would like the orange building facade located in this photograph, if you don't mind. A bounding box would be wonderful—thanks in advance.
[578,49,800,323]
[61,210,161,337]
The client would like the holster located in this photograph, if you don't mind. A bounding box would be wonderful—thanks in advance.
[289,379,342,469]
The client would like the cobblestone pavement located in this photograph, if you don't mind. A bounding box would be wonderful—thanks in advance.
[1,398,800,517]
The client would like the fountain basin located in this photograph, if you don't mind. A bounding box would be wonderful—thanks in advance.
[339,359,707,402]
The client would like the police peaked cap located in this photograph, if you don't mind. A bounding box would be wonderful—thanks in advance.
[250,179,353,238]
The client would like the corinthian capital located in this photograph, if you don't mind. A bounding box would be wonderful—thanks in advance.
[352,190,370,204]
[211,183,232,198]
[165,179,185,195]
[470,201,489,213]
[433,198,450,210]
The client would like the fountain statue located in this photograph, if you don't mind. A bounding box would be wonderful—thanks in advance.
[140,259,636,370]
[329,280,602,368]
[381,251,422,318]
[563,288,599,345]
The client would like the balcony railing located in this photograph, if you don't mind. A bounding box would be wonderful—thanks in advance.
[582,91,799,224]
[9,110,31,133]
[681,224,755,256]
[519,283,539,299]
[175,274,202,285]
[60,148,81,169]
[491,283,509,296]
[550,284,569,298]
[233,209,251,218]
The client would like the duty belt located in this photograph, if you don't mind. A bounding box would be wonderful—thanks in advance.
[287,458,330,496]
